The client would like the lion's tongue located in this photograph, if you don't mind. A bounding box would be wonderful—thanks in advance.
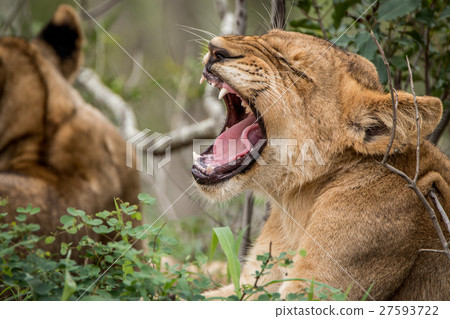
[212,113,259,166]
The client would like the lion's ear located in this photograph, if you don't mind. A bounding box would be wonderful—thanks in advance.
[344,90,442,155]
[34,5,83,82]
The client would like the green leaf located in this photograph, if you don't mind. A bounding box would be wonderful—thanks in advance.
[138,193,156,205]
[45,236,56,244]
[60,242,69,255]
[15,214,27,222]
[439,7,450,20]
[89,218,103,226]
[96,211,111,219]
[62,252,77,301]
[299,249,307,258]
[16,204,32,213]
[68,226,78,234]
[122,259,134,276]
[93,225,113,234]
[29,207,40,215]
[0,197,8,206]
[416,8,435,26]
[211,227,241,297]
[131,211,142,221]
[378,0,421,21]
[295,0,312,14]
[60,215,76,226]
[332,0,360,29]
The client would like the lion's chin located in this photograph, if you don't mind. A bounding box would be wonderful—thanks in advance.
[194,173,249,202]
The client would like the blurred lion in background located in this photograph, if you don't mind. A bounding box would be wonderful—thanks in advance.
[0,5,141,258]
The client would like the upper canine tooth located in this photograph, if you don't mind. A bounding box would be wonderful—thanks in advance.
[218,88,229,99]
[199,75,205,85]
[193,151,200,161]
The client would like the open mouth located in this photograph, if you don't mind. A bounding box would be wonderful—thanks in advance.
[192,69,267,185]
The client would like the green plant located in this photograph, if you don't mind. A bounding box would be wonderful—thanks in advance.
[0,195,213,301]
[208,227,350,301]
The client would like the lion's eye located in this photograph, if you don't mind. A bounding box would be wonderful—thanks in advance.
[215,52,226,61]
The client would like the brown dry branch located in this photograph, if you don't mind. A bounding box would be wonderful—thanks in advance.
[312,0,328,40]
[76,68,139,139]
[429,109,450,144]
[240,190,254,260]
[369,31,397,164]
[0,0,27,36]
[406,55,420,183]
[430,188,450,236]
[370,33,450,261]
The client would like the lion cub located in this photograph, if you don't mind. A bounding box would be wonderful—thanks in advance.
[193,30,450,300]
[0,6,140,257]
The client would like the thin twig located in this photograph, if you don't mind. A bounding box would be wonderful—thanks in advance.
[429,109,450,144]
[370,31,397,164]
[240,242,272,301]
[76,68,139,139]
[312,0,328,40]
[240,191,254,260]
[153,222,167,253]
[430,188,450,235]
[0,0,27,36]
[424,28,431,96]
[406,56,420,183]
[83,0,123,19]
[419,249,446,254]
[382,163,450,260]
[371,40,450,260]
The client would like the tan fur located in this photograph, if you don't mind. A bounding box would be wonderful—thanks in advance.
[197,30,450,300]
[0,5,141,259]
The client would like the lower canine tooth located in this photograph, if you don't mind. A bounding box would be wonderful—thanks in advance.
[206,165,214,174]
[218,88,229,99]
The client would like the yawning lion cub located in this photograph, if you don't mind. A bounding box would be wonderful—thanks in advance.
[193,30,450,300]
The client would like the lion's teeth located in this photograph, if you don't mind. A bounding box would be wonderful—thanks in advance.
[193,151,200,161]
[241,101,246,107]
[211,82,217,87]
[218,88,229,99]
[206,164,214,174]
[199,75,205,85]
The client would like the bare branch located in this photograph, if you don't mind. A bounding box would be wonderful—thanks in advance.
[429,109,450,144]
[83,0,123,20]
[76,68,139,139]
[215,0,234,34]
[234,0,247,35]
[371,41,450,261]
[271,0,286,29]
[419,249,446,254]
[153,118,216,156]
[312,0,328,40]
[430,188,450,236]
[240,241,272,300]
[240,191,254,260]
[215,0,229,21]
[406,56,420,184]
[0,0,27,36]
[370,31,397,164]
